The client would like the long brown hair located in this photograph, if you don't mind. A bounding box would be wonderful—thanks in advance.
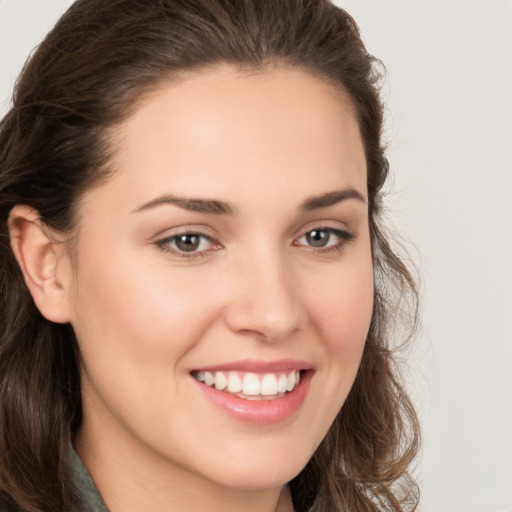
[0,1,420,510]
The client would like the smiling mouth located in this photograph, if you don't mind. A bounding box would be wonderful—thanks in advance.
[191,370,302,401]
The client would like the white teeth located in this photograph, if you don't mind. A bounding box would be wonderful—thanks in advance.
[194,370,302,398]
[261,373,278,395]
[286,372,296,392]
[227,372,242,393]
[204,371,215,386]
[277,373,288,393]
[214,372,227,391]
[242,373,260,395]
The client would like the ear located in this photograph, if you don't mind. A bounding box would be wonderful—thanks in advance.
[8,205,73,324]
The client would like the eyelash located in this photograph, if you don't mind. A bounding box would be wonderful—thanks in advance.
[155,227,355,260]
[155,232,218,260]
[294,227,355,254]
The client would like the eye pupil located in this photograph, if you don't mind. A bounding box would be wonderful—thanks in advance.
[176,234,200,252]
[306,230,329,247]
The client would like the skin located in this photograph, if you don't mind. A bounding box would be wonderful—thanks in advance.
[10,66,373,512]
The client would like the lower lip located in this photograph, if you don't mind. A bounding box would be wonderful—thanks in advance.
[192,371,313,425]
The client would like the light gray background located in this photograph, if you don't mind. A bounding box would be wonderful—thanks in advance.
[1,1,511,511]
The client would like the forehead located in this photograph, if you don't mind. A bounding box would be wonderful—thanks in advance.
[88,65,366,212]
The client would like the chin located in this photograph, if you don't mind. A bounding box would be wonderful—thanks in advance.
[199,448,311,491]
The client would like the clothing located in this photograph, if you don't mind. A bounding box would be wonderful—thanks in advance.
[70,449,110,512]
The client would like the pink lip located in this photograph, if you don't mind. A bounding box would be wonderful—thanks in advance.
[191,368,313,425]
[192,358,313,373]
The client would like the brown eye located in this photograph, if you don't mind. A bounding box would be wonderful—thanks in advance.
[157,232,215,256]
[175,234,201,252]
[296,227,355,252]
[305,229,330,247]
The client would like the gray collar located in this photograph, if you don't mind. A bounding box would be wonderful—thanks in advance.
[70,448,110,512]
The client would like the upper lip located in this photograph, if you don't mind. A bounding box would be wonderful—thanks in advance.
[192,359,313,373]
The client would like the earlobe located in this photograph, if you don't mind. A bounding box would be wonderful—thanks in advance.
[8,205,73,324]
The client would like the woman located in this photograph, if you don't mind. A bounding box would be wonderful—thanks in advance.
[0,1,419,511]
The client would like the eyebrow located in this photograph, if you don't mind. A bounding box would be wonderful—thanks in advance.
[132,195,236,215]
[132,188,365,216]
[300,188,366,211]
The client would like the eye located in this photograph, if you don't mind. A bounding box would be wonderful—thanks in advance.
[304,229,331,248]
[173,233,208,252]
[156,232,217,257]
[295,227,354,251]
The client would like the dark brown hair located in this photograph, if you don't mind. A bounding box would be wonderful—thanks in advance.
[0,1,420,510]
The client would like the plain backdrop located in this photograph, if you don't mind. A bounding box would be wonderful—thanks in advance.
[1,1,511,512]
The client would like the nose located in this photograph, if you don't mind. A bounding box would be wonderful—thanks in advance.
[223,248,308,342]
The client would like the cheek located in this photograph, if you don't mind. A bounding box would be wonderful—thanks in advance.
[313,257,374,349]
[280,255,374,458]
[310,252,374,405]
[70,245,224,382]
[70,248,230,449]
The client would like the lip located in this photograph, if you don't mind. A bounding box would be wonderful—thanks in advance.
[192,358,313,373]
[191,363,313,425]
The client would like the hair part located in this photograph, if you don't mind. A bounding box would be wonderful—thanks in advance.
[0,1,420,510]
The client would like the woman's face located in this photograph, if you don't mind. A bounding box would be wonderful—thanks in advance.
[69,66,373,491]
